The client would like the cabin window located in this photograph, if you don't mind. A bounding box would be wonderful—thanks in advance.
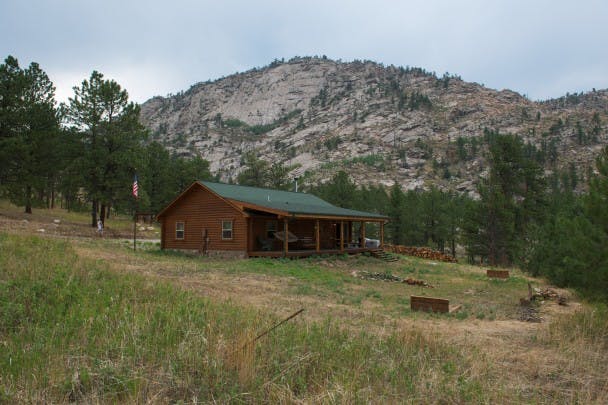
[222,220,233,240]
[266,220,277,238]
[175,221,185,240]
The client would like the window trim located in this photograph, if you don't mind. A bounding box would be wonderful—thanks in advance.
[221,220,233,240]
[175,221,185,240]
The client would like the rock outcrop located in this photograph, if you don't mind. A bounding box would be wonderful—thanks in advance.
[140,57,608,194]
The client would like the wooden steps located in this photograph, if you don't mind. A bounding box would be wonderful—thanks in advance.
[369,248,399,262]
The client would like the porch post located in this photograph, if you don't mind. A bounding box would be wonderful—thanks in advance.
[315,219,320,253]
[283,219,289,257]
[349,222,353,246]
[247,218,253,253]
[360,221,366,248]
[380,221,384,248]
[340,220,344,252]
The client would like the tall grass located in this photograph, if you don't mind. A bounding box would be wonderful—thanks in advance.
[0,233,495,402]
[535,304,608,403]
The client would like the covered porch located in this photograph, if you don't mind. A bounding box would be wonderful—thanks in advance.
[246,213,386,258]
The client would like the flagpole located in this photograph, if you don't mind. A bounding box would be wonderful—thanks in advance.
[133,204,137,251]
[133,173,139,251]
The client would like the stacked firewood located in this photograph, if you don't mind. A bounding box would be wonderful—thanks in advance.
[384,244,457,263]
[519,284,568,323]
[531,286,568,305]
[403,277,434,288]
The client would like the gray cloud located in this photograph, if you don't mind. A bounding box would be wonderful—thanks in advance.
[2,0,607,103]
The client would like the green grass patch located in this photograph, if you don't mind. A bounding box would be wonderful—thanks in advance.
[346,154,387,170]
[247,109,302,135]
[134,246,532,321]
[221,257,355,289]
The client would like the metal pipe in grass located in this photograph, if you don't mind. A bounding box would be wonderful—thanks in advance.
[238,308,305,352]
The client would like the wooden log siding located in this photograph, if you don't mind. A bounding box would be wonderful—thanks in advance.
[160,186,247,251]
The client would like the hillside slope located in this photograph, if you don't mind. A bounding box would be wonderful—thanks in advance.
[140,57,608,194]
[2,212,606,403]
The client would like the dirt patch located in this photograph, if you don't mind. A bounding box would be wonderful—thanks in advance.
[0,209,158,239]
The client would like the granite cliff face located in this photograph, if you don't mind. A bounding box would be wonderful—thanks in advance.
[140,57,608,194]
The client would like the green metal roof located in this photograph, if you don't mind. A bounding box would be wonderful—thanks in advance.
[200,181,387,220]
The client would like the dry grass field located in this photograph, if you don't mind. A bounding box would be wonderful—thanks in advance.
[1,202,607,403]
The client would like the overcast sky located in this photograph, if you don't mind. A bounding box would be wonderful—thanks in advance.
[2,0,607,104]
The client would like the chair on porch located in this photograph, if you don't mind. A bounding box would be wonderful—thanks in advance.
[257,236,274,251]
[299,236,315,249]
[273,231,298,243]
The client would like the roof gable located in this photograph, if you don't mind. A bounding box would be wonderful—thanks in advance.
[156,181,245,219]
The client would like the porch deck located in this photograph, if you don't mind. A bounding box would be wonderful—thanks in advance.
[248,247,370,258]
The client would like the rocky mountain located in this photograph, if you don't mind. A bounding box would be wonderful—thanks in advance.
[140,57,608,195]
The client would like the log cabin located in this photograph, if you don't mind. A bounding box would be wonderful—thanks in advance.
[156,181,389,258]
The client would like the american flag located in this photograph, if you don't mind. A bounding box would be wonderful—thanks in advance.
[132,174,139,198]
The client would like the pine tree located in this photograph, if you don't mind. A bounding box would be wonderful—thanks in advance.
[140,142,176,213]
[586,146,608,234]
[456,136,467,161]
[266,162,295,191]
[0,56,25,183]
[420,187,449,251]
[0,57,61,213]
[323,171,358,208]
[524,146,608,299]
[387,183,406,244]
[67,71,147,225]
[444,191,463,257]
[463,132,545,266]
[170,155,212,197]
[237,152,270,187]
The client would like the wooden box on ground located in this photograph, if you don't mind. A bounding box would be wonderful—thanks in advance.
[486,269,510,279]
[410,296,461,313]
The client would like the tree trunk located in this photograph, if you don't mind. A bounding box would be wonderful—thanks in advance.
[100,204,106,226]
[25,185,32,214]
[50,187,55,209]
[91,200,98,227]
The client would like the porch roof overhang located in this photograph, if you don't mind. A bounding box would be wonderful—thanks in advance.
[201,181,388,222]
[235,200,388,222]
